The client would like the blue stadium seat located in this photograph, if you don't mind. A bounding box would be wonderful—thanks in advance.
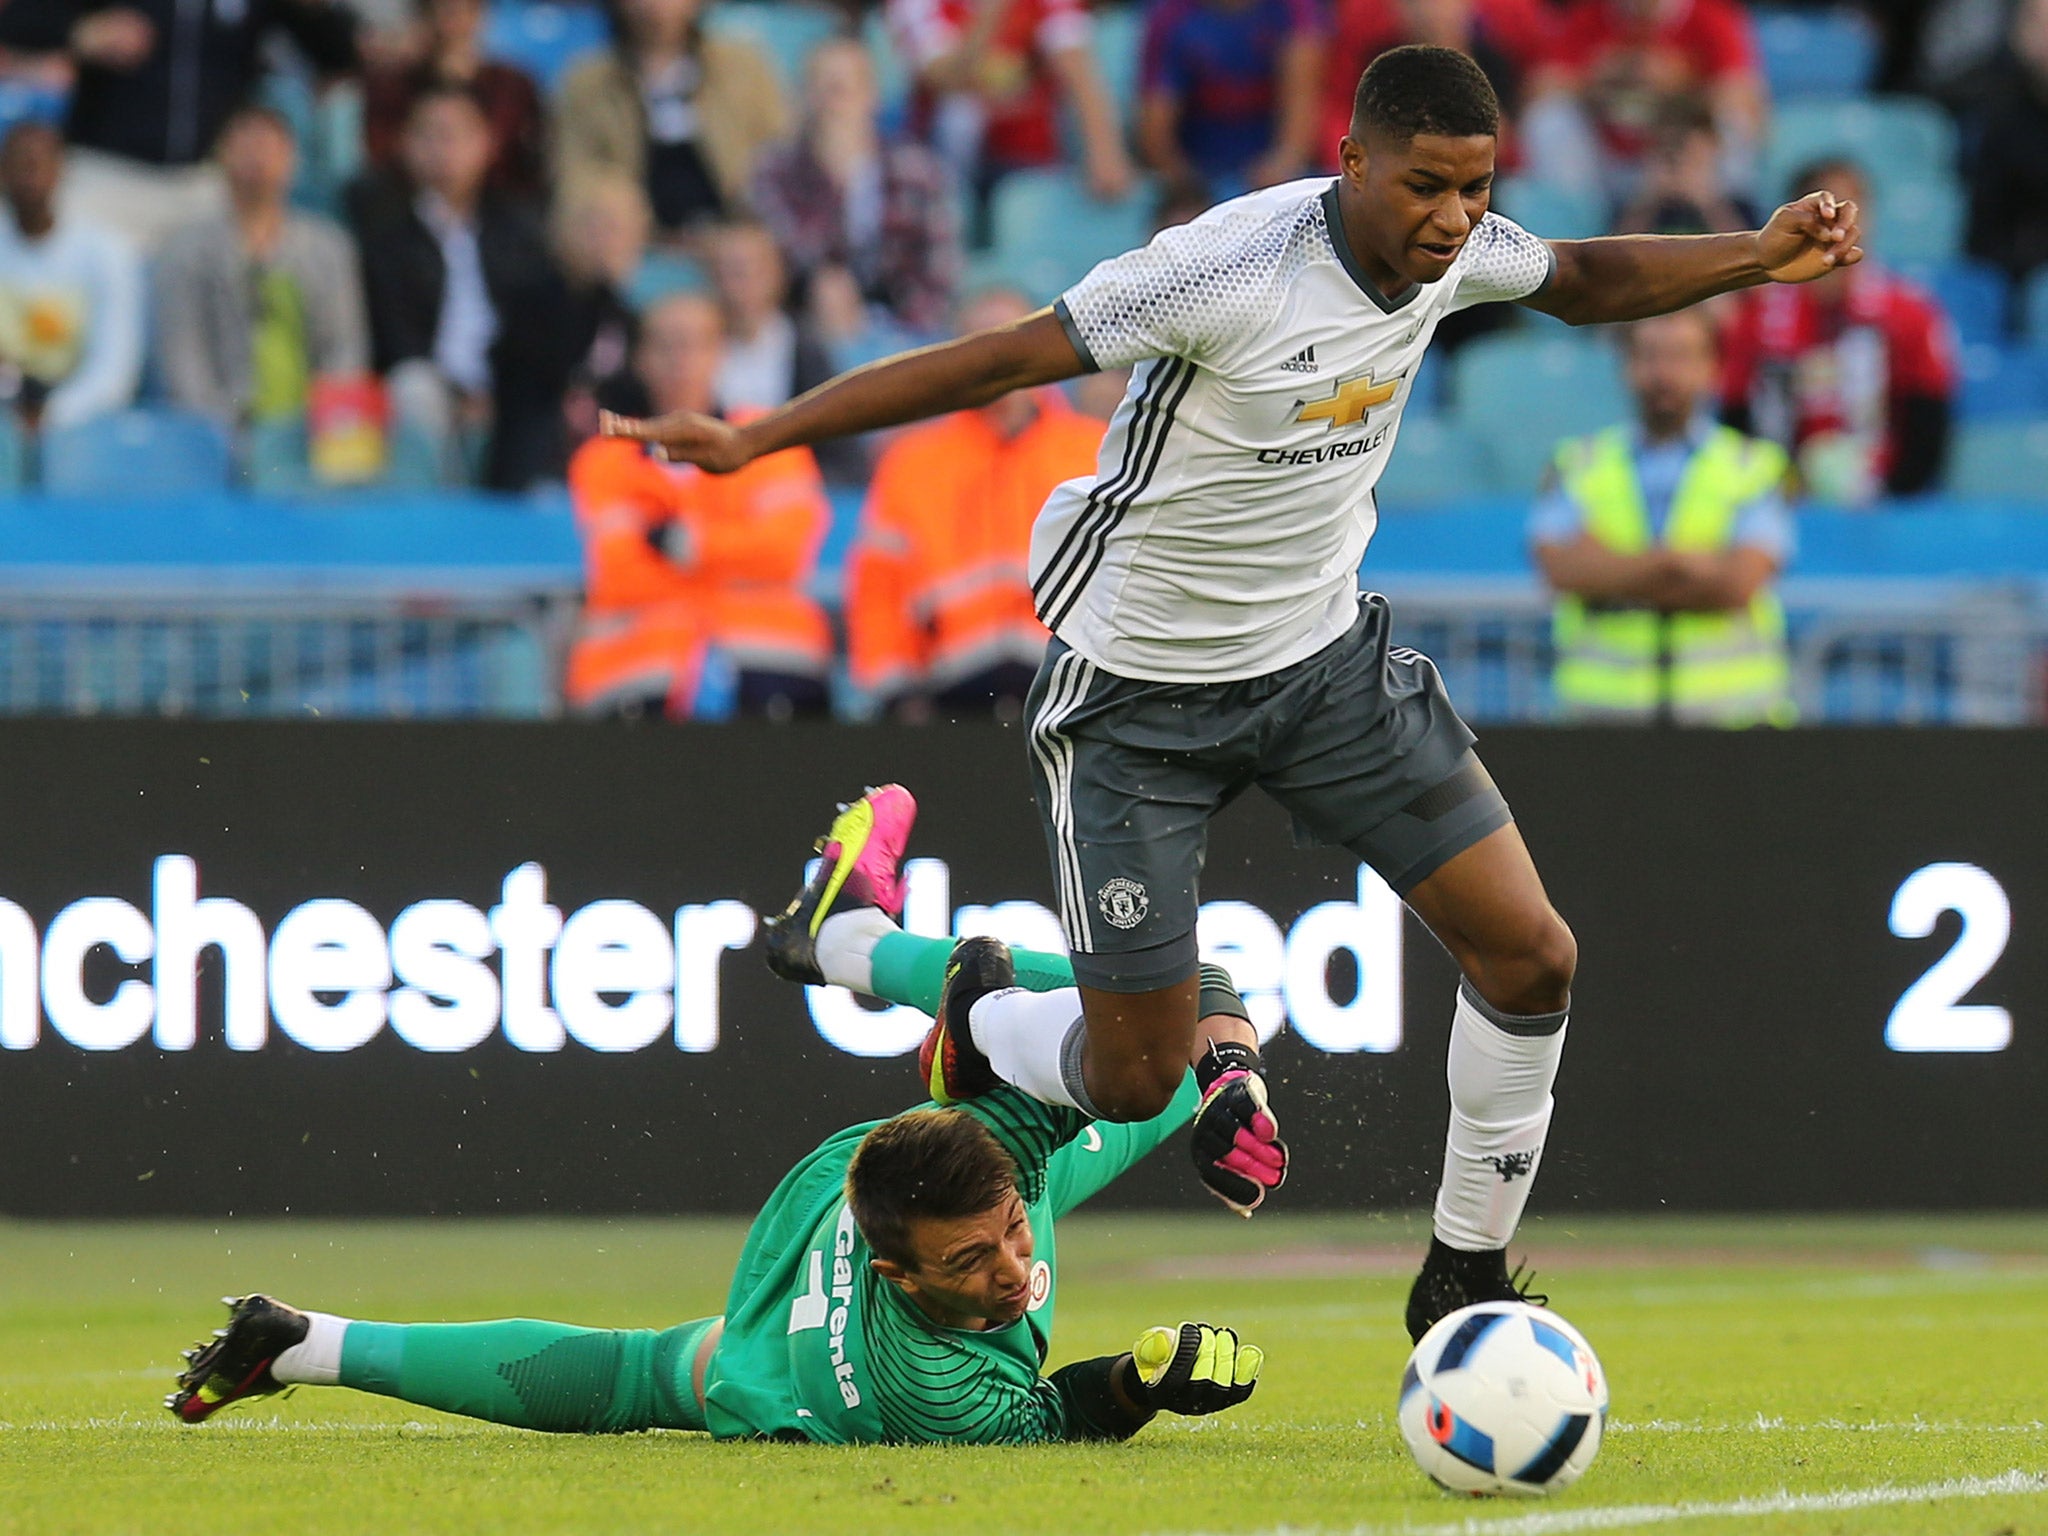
[861,8,910,126]
[628,249,708,310]
[707,3,844,94]
[1946,420,2048,500]
[0,410,24,493]
[1093,4,1145,124]
[1753,8,1879,100]
[1956,344,2048,421]
[1763,98,1957,201]
[483,0,612,91]
[1878,174,1965,267]
[244,419,312,494]
[1374,417,1498,508]
[1895,259,2007,347]
[987,168,1154,302]
[1491,177,1606,242]
[2024,267,2048,343]
[42,410,231,497]
[1449,333,1630,492]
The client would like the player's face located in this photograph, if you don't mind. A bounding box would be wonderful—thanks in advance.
[894,1190,1036,1330]
[1342,129,1496,287]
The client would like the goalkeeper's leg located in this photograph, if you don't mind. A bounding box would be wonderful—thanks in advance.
[175,1296,722,1432]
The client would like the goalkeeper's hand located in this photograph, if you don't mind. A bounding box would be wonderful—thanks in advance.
[1191,1041,1288,1216]
[1125,1322,1263,1416]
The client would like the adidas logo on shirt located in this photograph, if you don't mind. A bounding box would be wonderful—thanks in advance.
[1280,345,1318,374]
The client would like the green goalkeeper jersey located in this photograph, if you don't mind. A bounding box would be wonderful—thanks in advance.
[703,1079,1198,1444]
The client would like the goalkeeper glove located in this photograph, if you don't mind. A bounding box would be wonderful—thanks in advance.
[1192,1039,1288,1216]
[1127,1322,1263,1416]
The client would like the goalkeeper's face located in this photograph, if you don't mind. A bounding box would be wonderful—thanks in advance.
[875,1188,1036,1331]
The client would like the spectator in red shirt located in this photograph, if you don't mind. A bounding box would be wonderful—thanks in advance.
[1317,0,1543,164]
[1135,0,1324,197]
[1521,0,1765,206]
[1719,158,1957,503]
[888,0,1133,235]
[362,0,546,204]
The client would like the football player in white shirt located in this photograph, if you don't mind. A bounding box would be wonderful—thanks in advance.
[605,45,1861,1341]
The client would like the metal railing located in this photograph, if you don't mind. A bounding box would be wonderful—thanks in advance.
[0,590,581,718]
[1381,577,2048,725]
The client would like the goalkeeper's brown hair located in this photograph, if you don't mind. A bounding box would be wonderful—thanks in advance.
[846,1110,1019,1269]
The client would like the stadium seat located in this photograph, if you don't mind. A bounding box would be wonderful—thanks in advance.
[483,0,612,91]
[1945,420,2048,500]
[41,410,231,497]
[244,420,312,494]
[627,249,708,310]
[1877,174,1965,267]
[1895,258,2007,347]
[1491,177,1606,242]
[707,3,844,94]
[1448,332,1630,492]
[0,410,24,493]
[1374,417,1498,508]
[861,8,910,127]
[2024,267,2048,343]
[1957,344,2048,421]
[1753,8,1879,100]
[1763,98,1957,200]
[987,169,1154,302]
[1092,4,1145,124]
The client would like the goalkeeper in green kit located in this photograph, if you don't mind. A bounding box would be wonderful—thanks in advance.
[168,786,1273,1444]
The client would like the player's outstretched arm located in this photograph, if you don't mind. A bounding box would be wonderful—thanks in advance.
[599,309,1090,474]
[1523,192,1864,328]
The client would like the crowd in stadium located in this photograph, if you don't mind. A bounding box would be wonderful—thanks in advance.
[0,0,2041,717]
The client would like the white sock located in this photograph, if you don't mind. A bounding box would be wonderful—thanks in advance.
[814,908,897,994]
[967,986,1092,1113]
[271,1310,351,1386]
[1432,983,1568,1252]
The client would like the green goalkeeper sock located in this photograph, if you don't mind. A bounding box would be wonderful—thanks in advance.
[868,931,1076,1015]
[337,1316,717,1433]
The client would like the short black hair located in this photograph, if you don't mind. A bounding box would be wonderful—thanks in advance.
[406,79,491,124]
[1352,45,1500,142]
[845,1110,1018,1270]
[215,102,296,147]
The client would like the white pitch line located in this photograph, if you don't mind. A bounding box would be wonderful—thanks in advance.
[1202,1470,2048,1536]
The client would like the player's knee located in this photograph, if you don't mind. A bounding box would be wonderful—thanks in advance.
[1086,1056,1185,1123]
[1471,912,1576,1017]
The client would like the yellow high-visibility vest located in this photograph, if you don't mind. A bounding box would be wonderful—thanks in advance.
[1551,424,1796,727]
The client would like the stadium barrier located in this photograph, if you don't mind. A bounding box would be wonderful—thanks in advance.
[0,721,2041,1218]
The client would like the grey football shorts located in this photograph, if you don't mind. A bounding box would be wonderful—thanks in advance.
[1023,592,1513,993]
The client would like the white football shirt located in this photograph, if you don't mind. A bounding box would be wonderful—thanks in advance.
[1036,177,1554,682]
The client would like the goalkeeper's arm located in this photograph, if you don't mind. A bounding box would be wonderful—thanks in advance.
[1049,1322,1264,1442]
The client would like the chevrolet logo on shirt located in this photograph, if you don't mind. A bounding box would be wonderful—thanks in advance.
[1293,371,1402,431]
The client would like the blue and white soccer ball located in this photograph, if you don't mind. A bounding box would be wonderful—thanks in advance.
[1397,1302,1608,1497]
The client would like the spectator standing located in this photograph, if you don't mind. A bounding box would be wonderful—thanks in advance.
[362,0,545,203]
[554,0,788,243]
[707,218,866,483]
[1964,0,2048,292]
[1136,0,1324,196]
[752,37,961,339]
[155,106,370,437]
[1609,95,1757,235]
[554,172,648,447]
[1521,0,1765,206]
[1720,159,1956,503]
[0,0,359,251]
[349,83,571,488]
[573,293,833,719]
[1533,309,1795,727]
[1319,0,1539,166]
[845,287,1106,717]
[888,0,1133,233]
[0,121,142,432]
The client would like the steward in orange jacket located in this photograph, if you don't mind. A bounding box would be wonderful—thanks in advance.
[565,295,833,718]
[846,293,1106,713]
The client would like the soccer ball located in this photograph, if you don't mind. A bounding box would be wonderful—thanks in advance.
[1397,1302,1608,1497]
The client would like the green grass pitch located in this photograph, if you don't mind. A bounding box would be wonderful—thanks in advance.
[5,1213,2047,1535]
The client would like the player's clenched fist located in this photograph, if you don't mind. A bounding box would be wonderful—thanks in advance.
[1192,1040,1289,1216]
[1126,1322,1263,1415]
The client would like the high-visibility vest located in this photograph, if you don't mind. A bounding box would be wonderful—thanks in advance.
[1551,424,1796,727]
